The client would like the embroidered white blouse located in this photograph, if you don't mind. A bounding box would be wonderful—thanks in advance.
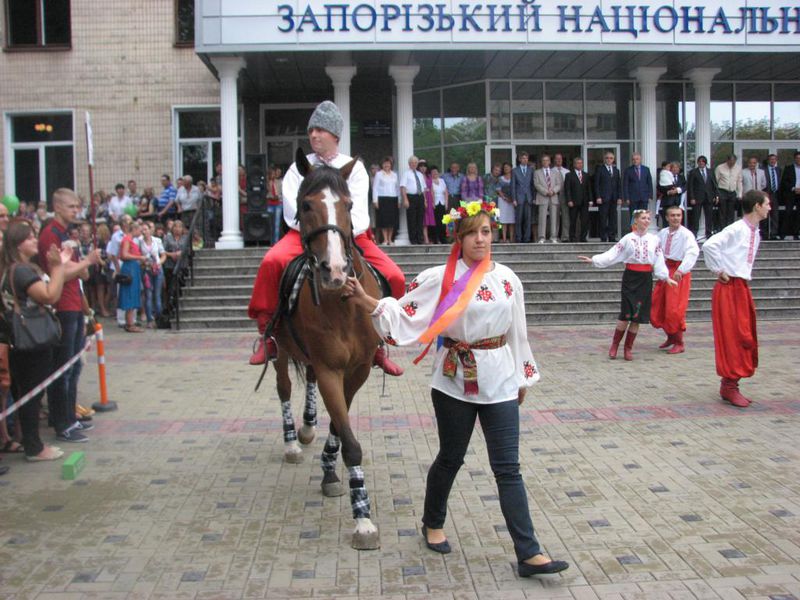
[658,225,699,274]
[371,260,539,404]
[702,219,760,280]
[591,232,670,281]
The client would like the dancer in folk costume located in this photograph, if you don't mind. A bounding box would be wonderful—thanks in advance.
[650,205,699,354]
[342,200,569,577]
[579,210,677,361]
[702,190,771,408]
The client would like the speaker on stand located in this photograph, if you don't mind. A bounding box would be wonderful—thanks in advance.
[243,154,272,244]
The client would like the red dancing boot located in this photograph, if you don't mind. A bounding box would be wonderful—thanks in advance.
[667,331,685,354]
[720,378,750,408]
[623,330,637,361]
[373,345,404,376]
[249,336,278,365]
[658,333,675,349]
[608,329,625,360]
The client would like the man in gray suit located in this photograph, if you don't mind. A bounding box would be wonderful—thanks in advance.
[534,154,564,243]
[511,151,535,242]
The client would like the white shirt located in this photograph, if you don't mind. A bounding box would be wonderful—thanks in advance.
[591,231,669,281]
[282,153,370,235]
[371,170,399,202]
[430,179,447,206]
[715,163,743,196]
[400,168,427,195]
[371,261,539,404]
[702,219,760,280]
[658,226,699,274]
[108,195,131,220]
[176,185,203,211]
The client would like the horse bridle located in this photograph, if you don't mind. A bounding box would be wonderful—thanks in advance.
[300,222,361,306]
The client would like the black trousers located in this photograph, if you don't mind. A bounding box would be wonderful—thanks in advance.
[433,204,447,243]
[10,347,53,457]
[569,203,589,242]
[689,200,714,238]
[597,200,617,241]
[406,193,425,245]
[781,194,800,238]
[718,190,738,228]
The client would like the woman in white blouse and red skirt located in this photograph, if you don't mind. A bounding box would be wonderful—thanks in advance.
[343,201,569,578]
[579,210,676,361]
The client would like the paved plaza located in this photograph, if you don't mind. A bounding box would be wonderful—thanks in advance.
[0,320,799,600]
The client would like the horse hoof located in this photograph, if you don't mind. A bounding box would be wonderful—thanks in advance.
[298,424,316,445]
[351,530,380,550]
[322,482,345,497]
[283,442,304,464]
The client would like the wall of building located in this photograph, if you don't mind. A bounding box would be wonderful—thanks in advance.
[0,0,220,200]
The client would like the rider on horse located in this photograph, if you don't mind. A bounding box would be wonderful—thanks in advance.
[248,101,406,375]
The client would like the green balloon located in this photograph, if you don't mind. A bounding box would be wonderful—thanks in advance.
[124,203,139,217]
[2,194,20,215]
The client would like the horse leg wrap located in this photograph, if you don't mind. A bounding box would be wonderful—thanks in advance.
[303,383,318,427]
[281,400,297,443]
[348,465,371,520]
[321,434,341,474]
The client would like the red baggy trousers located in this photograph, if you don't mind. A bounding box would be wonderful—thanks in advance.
[650,258,692,335]
[248,229,406,332]
[711,277,758,380]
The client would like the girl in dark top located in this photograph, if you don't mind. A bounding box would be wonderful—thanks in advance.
[1,219,72,461]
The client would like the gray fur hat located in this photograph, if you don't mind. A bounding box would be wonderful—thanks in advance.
[307,100,343,139]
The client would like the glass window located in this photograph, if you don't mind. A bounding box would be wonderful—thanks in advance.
[545,82,583,140]
[656,142,683,168]
[6,0,70,48]
[179,110,221,138]
[710,84,733,141]
[735,83,771,140]
[12,113,73,143]
[176,0,194,45]
[263,108,311,137]
[511,81,543,139]
[45,145,74,198]
[443,83,486,145]
[710,142,733,170]
[413,90,441,149]
[444,144,485,175]
[586,82,633,141]
[13,149,40,207]
[489,82,511,141]
[656,83,684,140]
[774,84,800,140]
[684,86,696,141]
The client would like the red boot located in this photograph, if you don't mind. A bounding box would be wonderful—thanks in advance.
[623,330,637,361]
[720,378,750,408]
[659,333,675,349]
[667,331,685,354]
[249,336,278,365]
[373,345,404,376]
[608,329,625,359]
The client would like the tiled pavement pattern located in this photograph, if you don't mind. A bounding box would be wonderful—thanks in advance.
[1,321,799,600]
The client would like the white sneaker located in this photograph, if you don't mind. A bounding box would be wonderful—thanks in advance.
[538,239,546,244]
[550,239,559,243]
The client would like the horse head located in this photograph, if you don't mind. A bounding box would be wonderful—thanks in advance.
[295,147,357,290]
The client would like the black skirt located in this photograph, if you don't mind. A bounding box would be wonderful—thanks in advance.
[377,196,399,229]
[619,268,653,323]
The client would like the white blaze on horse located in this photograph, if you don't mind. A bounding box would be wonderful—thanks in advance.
[269,149,383,550]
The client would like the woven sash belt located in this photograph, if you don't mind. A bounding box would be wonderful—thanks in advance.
[442,334,507,395]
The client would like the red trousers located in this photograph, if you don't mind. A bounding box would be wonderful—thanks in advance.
[711,277,758,380]
[651,259,692,335]
[248,229,405,332]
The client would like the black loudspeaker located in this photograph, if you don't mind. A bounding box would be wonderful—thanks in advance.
[245,154,267,210]
[243,212,273,243]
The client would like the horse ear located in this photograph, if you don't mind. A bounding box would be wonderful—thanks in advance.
[296,147,312,177]
[340,157,359,181]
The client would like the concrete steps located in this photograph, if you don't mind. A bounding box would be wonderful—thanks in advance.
[176,241,800,330]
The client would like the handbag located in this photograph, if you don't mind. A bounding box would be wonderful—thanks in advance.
[113,272,132,285]
[5,265,62,352]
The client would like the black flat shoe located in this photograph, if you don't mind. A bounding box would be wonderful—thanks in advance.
[421,525,451,554]
[518,558,569,577]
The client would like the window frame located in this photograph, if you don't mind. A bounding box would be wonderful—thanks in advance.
[4,0,72,51]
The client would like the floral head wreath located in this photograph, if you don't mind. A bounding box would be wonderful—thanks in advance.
[442,198,501,236]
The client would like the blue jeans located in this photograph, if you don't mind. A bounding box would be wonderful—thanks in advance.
[424,388,542,562]
[266,204,283,244]
[144,269,165,322]
[49,311,85,433]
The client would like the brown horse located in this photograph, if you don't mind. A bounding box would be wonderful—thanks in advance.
[272,150,382,550]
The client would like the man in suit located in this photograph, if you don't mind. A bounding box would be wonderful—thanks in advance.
[533,154,563,243]
[764,154,781,239]
[511,151,535,242]
[593,151,622,242]
[622,152,654,216]
[779,150,800,240]
[686,155,719,240]
[564,157,592,242]
[553,153,571,241]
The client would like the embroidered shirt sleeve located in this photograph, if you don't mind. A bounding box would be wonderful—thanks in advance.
[370,267,443,346]
[504,271,540,387]
[592,237,628,268]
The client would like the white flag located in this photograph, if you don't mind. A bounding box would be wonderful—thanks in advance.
[85,111,94,167]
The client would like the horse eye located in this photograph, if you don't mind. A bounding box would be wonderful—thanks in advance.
[301,201,312,212]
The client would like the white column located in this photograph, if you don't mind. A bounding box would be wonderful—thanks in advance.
[325,65,357,156]
[213,56,245,250]
[630,67,667,217]
[389,65,420,247]
[685,68,721,167]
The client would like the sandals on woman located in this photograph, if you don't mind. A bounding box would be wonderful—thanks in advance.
[0,441,24,453]
[124,325,144,333]
[26,446,64,462]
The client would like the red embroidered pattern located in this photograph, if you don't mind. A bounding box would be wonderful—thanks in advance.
[502,279,513,298]
[523,361,536,379]
[402,301,419,316]
[407,279,419,292]
[383,335,398,346]
[747,226,756,265]
[476,285,495,302]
